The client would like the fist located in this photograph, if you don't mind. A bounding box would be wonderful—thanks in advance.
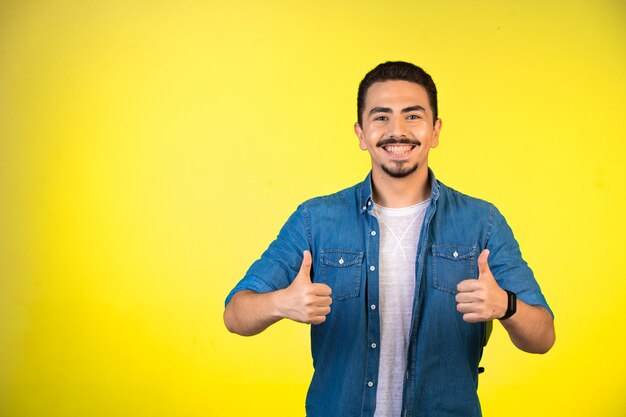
[277,250,333,324]
[455,249,508,323]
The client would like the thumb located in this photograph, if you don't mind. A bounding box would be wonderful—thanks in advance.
[297,250,313,281]
[477,249,492,278]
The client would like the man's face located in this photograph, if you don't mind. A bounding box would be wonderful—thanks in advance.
[354,80,441,179]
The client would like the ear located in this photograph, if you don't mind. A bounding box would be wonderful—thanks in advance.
[354,122,367,150]
[430,118,442,148]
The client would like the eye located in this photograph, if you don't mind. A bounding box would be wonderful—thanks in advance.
[373,115,388,121]
[407,114,421,120]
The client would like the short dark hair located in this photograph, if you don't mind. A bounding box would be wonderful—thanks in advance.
[357,61,438,126]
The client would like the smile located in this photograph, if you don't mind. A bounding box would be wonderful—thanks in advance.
[382,144,415,154]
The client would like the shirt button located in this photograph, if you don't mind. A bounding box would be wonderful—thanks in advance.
[338,258,344,265]
[371,343,377,349]
[370,304,376,310]
[367,381,374,387]
[370,265,376,271]
[362,206,367,211]
[370,231,376,236]
[367,201,372,206]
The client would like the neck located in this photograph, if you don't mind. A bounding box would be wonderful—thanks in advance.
[371,165,431,208]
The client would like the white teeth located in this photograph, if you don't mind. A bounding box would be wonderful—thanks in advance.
[386,145,412,154]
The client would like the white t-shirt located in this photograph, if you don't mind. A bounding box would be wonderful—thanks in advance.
[372,199,430,417]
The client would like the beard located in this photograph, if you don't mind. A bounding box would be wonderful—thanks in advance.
[381,161,419,178]
[376,136,421,178]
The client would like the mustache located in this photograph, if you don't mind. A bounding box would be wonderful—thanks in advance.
[376,137,422,148]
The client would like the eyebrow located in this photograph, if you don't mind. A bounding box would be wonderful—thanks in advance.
[368,105,427,115]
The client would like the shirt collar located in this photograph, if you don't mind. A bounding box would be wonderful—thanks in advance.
[360,168,440,214]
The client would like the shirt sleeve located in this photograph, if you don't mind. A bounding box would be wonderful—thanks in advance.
[485,205,554,318]
[224,204,311,307]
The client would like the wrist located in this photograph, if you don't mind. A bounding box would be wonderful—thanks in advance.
[500,290,517,320]
[271,288,289,320]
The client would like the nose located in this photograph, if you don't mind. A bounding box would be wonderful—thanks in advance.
[388,116,409,138]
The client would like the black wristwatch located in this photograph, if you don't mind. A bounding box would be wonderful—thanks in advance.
[500,290,517,320]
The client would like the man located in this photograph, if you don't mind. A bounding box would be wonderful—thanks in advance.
[223,61,555,417]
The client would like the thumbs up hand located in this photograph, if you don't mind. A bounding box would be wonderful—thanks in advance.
[455,249,508,323]
[276,250,333,325]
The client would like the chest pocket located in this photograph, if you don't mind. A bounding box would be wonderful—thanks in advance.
[432,244,477,294]
[319,250,363,300]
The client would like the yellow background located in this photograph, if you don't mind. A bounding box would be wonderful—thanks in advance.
[1,1,625,416]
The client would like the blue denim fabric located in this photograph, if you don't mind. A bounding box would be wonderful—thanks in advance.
[225,170,552,417]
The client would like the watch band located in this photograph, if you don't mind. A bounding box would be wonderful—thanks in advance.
[500,290,517,320]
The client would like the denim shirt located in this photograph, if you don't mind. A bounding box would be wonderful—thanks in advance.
[225,170,552,417]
